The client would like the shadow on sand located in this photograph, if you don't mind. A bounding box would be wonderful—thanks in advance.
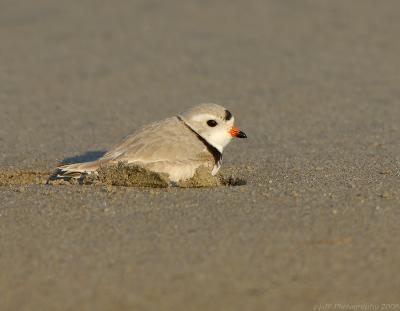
[60,150,106,164]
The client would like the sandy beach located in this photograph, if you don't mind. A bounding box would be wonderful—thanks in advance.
[1,1,400,310]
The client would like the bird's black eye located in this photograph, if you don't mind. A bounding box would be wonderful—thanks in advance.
[207,120,218,127]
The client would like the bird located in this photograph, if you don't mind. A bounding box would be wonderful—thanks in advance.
[54,103,247,182]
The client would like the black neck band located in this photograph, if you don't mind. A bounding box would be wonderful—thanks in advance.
[177,116,222,166]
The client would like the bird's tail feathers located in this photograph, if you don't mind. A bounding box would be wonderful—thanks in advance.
[50,160,100,181]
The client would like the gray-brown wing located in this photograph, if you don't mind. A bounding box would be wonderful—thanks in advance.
[100,117,212,164]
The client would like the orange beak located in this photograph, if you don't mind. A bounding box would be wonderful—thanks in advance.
[229,127,247,138]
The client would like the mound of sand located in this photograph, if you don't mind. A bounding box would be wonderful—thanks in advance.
[92,163,171,188]
[85,162,243,188]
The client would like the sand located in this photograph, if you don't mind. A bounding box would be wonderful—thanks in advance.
[45,163,243,187]
[1,0,400,310]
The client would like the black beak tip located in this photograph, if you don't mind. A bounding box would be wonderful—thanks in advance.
[237,131,247,139]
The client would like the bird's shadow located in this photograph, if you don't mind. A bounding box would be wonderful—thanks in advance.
[60,150,106,164]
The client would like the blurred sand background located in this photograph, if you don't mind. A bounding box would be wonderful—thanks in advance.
[1,0,400,310]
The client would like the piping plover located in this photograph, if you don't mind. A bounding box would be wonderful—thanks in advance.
[55,103,247,182]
